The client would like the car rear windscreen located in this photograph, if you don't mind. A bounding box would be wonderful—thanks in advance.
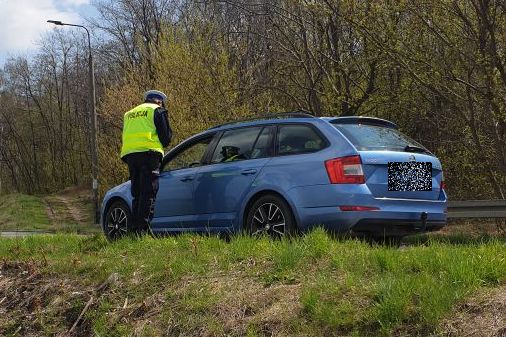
[331,123,429,152]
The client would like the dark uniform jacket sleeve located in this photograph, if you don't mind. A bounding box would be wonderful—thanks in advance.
[154,107,172,147]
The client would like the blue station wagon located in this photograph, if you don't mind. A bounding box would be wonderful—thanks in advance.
[102,113,447,240]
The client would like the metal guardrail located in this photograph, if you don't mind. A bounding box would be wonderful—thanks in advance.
[447,200,506,219]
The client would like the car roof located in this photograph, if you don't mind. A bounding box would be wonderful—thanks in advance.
[323,116,398,129]
[167,114,397,156]
[206,114,397,133]
[208,117,318,133]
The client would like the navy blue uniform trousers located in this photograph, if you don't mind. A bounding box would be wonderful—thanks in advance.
[124,151,161,231]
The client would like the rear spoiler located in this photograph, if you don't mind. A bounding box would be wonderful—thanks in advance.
[329,116,398,129]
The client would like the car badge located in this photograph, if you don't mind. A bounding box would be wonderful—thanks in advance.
[408,155,416,162]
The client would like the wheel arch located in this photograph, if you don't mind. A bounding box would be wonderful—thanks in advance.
[240,189,300,230]
[102,196,130,228]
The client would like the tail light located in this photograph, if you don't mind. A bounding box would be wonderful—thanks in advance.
[325,155,365,184]
[440,172,447,190]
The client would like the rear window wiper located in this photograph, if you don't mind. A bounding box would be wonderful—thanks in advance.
[404,145,431,154]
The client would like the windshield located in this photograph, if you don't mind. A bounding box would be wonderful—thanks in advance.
[332,123,430,153]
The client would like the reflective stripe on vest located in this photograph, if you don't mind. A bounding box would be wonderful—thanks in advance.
[120,103,164,158]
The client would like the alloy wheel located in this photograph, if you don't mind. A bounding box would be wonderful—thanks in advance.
[107,207,128,238]
[250,202,286,237]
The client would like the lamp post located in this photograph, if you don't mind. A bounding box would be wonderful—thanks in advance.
[47,20,100,225]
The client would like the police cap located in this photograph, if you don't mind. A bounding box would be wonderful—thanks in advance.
[144,90,167,103]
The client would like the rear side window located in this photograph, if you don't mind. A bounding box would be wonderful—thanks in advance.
[211,127,262,163]
[277,125,326,155]
[332,123,427,151]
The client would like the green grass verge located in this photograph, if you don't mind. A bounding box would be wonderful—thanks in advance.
[0,190,99,233]
[1,229,505,336]
[0,193,51,231]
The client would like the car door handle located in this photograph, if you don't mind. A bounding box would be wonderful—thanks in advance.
[241,169,257,176]
[180,176,194,182]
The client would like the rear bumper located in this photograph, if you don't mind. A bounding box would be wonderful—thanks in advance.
[298,206,447,235]
[350,219,446,237]
[294,192,447,236]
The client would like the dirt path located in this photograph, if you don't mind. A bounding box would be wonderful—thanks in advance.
[41,186,97,233]
[42,198,58,229]
[56,195,86,224]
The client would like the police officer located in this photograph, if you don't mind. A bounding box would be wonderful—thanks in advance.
[120,90,172,233]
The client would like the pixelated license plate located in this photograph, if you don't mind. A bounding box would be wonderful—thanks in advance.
[388,162,432,191]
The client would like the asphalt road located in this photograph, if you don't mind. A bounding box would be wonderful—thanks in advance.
[0,230,56,238]
[0,230,95,237]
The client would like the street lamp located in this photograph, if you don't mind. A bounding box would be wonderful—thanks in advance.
[48,20,100,225]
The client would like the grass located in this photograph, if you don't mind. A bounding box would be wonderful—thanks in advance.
[0,193,51,231]
[0,188,99,233]
[1,229,505,336]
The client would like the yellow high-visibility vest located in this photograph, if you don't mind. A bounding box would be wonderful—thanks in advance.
[120,103,164,158]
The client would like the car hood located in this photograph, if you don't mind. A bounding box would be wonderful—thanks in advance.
[105,180,131,197]
[103,181,132,206]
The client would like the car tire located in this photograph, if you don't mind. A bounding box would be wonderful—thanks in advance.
[246,194,296,239]
[103,200,132,241]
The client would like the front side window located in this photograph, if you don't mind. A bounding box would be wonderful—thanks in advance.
[277,124,326,155]
[163,136,213,171]
[251,127,273,159]
[211,127,263,163]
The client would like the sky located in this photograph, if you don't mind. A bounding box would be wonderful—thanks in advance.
[0,0,98,66]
